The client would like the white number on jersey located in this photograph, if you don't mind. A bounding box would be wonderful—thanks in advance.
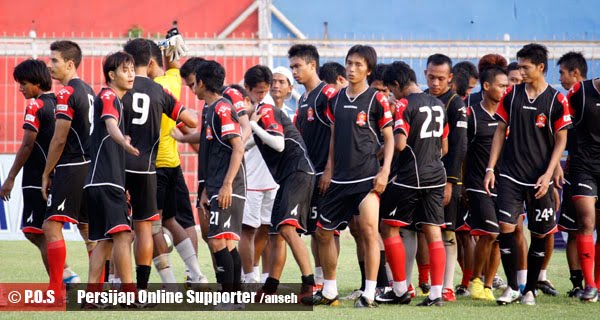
[132,93,150,125]
[419,105,444,138]
[87,94,95,135]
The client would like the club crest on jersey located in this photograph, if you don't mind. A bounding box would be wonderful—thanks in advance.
[206,126,213,140]
[307,107,315,121]
[356,111,367,127]
[535,113,547,128]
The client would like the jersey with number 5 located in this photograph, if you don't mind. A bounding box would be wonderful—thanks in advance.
[55,78,95,165]
[122,76,185,173]
[393,92,449,189]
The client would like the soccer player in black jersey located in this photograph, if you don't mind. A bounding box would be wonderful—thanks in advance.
[41,41,96,297]
[465,65,509,301]
[554,51,586,298]
[84,52,140,301]
[377,61,449,307]
[289,44,339,292]
[305,45,394,308]
[249,89,317,298]
[319,61,348,91]
[424,53,468,302]
[565,56,600,301]
[123,39,197,291]
[452,61,478,98]
[484,43,571,306]
[1,59,78,282]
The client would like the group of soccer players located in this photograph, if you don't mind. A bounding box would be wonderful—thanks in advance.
[4,29,600,309]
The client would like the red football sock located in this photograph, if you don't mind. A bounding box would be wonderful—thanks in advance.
[418,263,430,284]
[429,241,446,287]
[383,235,406,282]
[461,269,473,287]
[577,235,596,288]
[47,240,66,291]
[595,243,600,288]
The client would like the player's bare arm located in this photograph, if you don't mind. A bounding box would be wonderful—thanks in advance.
[41,119,71,200]
[442,137,449,157]
[483,120,507,196]
[535,129,567,199]
[319,124,335,195]
[177,109,198,128]
[0,129,37,201]
[179,125,199,152]
[373,126,393,194]
[105,118,140,156]
[239,114,252,143]
[170,127,200,144]
[218,135,244,209]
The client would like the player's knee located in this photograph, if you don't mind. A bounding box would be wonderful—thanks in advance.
[151,220,163,236]
[316,228,333,244]
[24,233,43,246]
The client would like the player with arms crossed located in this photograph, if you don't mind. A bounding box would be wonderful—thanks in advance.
[484,43,571,306]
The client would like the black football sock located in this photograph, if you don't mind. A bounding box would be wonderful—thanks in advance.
[136,265,152,290]
[301,274,315,293]
[498,232,519,291]
[570,269,583,289]
[214,248,234,292]
[359,261,366,291]
[230,248,242,291]
[262,277,280,294]
[104,260,111,283]
[377,251,389,288]
[524,236,546,294]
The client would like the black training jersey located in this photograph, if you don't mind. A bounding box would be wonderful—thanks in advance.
[22,93,55,188]
[464,102,499,192]
[325,87,393,183]
[496,84,572,185]
[465,91,483,108]
[392,93,449,189]
[425,89,468,184]
[55,78,95,165]
[294,81,337,174]
[222,86,247,117]
[122,76,184,173]
[199,98,245,192]
[85,88,126,190]
[254,103,314,183]
[568,79,600,175]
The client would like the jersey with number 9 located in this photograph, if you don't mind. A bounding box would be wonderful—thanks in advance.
[121,76,185,173]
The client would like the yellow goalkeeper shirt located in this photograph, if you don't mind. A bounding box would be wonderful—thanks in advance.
[154,68,182,168]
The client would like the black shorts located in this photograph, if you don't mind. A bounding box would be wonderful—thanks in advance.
[206,187,244,240]
[319,179,373,231]
[571,171,600,199]
[380,184,445,229]
[270,172,314,234]
[22,188,46,234]
[45,163,89,224]
[157,167,196,228]
[444,184,461,231]
[496,176,557,236]
[558,179,577,232]
[126,172,159,222]
[86,186,131,241]
[306,176,324,235]
[467,190,499,235]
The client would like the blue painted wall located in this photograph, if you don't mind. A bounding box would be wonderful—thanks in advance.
[272,0,599,40]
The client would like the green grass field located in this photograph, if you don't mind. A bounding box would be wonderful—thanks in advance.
[0,231,596,319]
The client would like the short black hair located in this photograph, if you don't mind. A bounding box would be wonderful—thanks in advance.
[346,45,377,72]
[319,61,346,84]
[426,53,452,69]
[480,65,508,88]
[195,60,224,93]
[452,61,478,80]
[244,65,272,90]
[368,63,388,85]
[453,69,471,97]
[123,38,151,67]
[180,57,206,79]
[507,62,519,72]
[516,43,549,73]
[557,51,588,79]
[147,40,163,69]
[288,44,320,69]
[103,51,134,85]
[13,59,52,91]
[228,84,250,98]
[50,40,82,68]
[383,61,416,89]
